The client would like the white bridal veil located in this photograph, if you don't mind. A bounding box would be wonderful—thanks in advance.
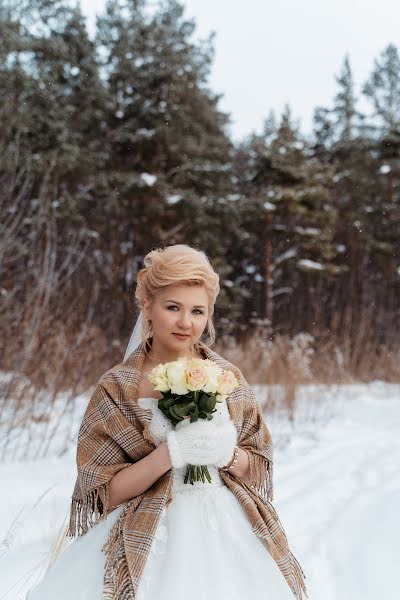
[123,310,144,361]
[43,311,144,574]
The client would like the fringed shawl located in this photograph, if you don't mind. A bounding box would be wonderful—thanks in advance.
[67,341,308,600]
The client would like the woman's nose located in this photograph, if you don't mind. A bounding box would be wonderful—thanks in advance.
[177,312,192,328]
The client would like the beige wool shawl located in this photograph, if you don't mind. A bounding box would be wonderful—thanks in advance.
[67,340,308,600]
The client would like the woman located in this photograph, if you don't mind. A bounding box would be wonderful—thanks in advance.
[26,244,308,600]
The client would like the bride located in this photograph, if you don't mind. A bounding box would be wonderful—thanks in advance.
[26,243,308,600]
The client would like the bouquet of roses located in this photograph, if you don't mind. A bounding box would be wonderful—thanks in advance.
[148,357,239,484]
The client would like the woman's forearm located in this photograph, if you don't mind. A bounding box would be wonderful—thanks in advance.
[108,441,172,510]
[225,447,251,486]
[109,444,252,511]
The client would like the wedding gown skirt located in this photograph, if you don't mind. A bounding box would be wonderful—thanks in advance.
[26,398,294,600]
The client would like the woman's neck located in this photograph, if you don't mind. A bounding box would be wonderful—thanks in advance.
[145,338,204,365]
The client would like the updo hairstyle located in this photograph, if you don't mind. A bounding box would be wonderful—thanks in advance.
[135,244,220,355]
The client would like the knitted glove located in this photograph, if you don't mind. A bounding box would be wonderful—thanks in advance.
[166,418,237,469]
[213,420,238,468]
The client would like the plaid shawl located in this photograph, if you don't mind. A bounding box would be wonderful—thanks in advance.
[67,340,308,600]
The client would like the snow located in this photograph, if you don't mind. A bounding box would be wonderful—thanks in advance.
[258,381,400,600]
[294,226,321,236]
[272,286,293,297]
[1,381,400,600]
[276,248,297,265]
[140,173,157,186]
[166,194,183,205]
[245,264,256,273]
[135,129,156,139]
[263,201,276,211]
[297,258,324,271]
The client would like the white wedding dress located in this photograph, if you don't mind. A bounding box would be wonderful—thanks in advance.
[26,397,294,600]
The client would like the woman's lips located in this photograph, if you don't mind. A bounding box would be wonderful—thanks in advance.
[173,333,190,340]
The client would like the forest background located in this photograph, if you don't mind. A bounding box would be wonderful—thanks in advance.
[1,0,399,458]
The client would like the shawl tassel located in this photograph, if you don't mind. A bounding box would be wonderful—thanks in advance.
[67,481,109,538]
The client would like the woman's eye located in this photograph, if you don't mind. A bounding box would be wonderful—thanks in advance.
[167,306,203,315]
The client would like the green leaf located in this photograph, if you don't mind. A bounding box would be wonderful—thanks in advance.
[174,401,196,416]
[190,404,199,422]
[198,393,216,413]
[169,405,182,420]
[163,397,176,409]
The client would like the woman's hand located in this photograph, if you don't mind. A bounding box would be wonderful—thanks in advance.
[166,418,237,469]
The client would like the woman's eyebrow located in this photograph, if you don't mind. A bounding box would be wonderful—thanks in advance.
[163,300,207,309]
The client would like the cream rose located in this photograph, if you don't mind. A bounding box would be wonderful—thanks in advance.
[201,360,222,394]
[165,358,190,395]
[148,363,169,392]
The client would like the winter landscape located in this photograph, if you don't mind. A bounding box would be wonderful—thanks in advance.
[1,379,399,600]
[1,1,399,599]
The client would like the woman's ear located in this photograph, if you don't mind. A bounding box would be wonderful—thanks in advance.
[142,298,150,321]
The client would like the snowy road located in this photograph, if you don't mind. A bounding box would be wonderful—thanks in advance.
[272,382,400,600]
[0,381,399,600]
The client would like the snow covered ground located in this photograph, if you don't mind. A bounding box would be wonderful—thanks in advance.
[0,380,399,600]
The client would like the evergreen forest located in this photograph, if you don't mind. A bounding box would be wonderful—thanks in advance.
[1,0,399,393]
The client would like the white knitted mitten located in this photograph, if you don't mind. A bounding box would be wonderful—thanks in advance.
[214,420,238,468]
[166,418,237,469]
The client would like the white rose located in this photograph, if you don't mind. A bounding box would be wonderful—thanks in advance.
[201,360,222,394]
[166,358,190,395]
[148,363,169,392]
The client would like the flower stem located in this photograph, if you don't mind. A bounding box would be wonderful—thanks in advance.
[183,464,213,484]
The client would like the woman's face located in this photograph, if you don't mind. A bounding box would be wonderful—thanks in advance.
[143,283,209,354]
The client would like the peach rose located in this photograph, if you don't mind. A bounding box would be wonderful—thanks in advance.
[216,369,239,396]
[185,359,208,391]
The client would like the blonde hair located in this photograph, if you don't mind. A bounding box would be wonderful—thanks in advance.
[135,244,220,355]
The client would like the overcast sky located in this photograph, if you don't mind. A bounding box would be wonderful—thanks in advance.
[79,0,400,142]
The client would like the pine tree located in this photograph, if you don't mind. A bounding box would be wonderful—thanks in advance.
[313,55,362,147]
[363,43,400,134]
[311,47,400,344]
[333,55,361,143]
[233,105,339,336]
[0,0,107,179]
[95,0,232,186]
